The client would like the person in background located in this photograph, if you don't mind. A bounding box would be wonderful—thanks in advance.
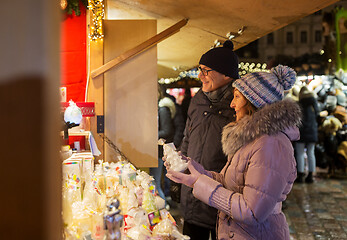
[295,86,319,183]
[336,90,347,109]
[285,84,300,102]
[181,88,192,123]
[150,86,175,201]
[178,40,238,240]
[163,92,186,203]
[166,65,301,240]
[165,93,186,149]
[325,95,337,115]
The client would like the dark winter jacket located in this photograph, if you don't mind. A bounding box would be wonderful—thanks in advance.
[180,85,236,229]
[297,89,319,143]
[158,97,175,158]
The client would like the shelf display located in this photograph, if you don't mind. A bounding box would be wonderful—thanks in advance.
[62,152,189,240]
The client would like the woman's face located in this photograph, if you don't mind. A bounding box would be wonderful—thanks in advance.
[230,89,248,121]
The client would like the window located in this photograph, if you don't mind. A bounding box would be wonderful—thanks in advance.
[234,40,259,58]
[286,32,293,44]
[300,31,307,43]
[267,33,274,45]
[315,30,322,42]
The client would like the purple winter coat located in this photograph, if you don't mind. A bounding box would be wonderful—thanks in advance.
[192,99,301,239]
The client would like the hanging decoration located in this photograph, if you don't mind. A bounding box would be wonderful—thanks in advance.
[88,0,105,41]
[62,0,88,16]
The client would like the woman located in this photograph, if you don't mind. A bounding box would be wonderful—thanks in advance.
[166,65,301,239]
[295,86,319,183]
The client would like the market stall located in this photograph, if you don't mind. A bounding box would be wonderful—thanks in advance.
[61,139,190,239]
[59,1,344,239]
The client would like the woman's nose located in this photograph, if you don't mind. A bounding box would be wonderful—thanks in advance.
[230,101,235,108]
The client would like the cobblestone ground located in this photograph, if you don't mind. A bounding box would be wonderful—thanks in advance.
[284,171,347,240]
[169,170,347,240]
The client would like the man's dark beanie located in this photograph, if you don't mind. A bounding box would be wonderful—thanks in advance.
[199,40,239,79]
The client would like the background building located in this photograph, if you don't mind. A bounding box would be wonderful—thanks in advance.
[236,0,347,77]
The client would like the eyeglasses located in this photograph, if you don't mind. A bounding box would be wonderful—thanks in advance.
[198,66,213,76]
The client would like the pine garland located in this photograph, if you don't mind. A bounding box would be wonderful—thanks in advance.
[64,0,88,16]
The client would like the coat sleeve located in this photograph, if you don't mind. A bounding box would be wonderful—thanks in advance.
[193,174,234,215]
[193,136,294,225]
[313,98,319,117]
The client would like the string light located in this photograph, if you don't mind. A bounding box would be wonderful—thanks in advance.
[159,62,270,85]
[88,0,105,41]
[158,69,199,85]
[60,0,67,10]
[238,62,269,76]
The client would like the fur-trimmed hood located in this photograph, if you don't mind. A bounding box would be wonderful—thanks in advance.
[159,97,176,119]
[222,98,301,157]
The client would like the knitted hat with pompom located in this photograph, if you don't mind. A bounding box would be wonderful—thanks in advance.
[233,65,297,108]
[199,40,239,79]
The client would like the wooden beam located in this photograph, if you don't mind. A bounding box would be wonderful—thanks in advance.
[86,10,105,161]
[91,18,188,78]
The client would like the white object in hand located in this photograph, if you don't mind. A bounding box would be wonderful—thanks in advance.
[163,143,188,172]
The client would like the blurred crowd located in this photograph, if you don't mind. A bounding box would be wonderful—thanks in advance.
[286,76,347,179]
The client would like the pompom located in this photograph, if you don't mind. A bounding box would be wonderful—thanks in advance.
[271,65,296,90]
[223,40,234,50]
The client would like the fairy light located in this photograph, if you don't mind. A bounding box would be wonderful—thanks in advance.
[160,63,271,84]
[238,62,269,77]
[158,69,199,85]
[88,0,105,41]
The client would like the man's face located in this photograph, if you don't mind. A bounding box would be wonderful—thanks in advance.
[198,65,231,92]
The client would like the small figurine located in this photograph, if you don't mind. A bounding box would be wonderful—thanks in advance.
[104,197,123,240]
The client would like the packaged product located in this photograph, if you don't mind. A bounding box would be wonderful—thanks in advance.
[159,139,188,172]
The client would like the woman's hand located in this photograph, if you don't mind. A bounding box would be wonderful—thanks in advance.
[166,160,202,188]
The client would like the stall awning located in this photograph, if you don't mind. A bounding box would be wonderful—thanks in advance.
[108,0,339,78]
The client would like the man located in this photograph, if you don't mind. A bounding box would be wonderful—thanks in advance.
[179,40,239,240]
